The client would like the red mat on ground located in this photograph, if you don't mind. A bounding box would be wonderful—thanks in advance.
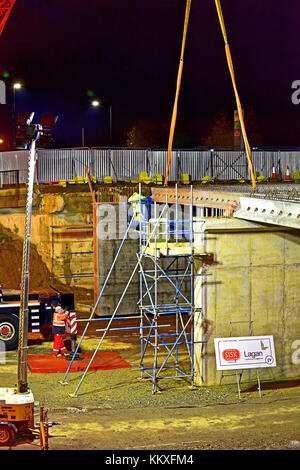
[27,352,131,373]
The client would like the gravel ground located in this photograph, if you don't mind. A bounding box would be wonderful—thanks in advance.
[0,334,299,453]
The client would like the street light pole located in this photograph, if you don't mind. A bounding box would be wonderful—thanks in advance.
[109,104,112,145]
[90,98,112,145]
[12,82,22,150]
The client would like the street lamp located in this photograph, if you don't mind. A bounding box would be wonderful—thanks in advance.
[12,82,22,150]
[88,97,113,145]
[12,82,22,112]
[12,82,23,149]
[96,100,112,145]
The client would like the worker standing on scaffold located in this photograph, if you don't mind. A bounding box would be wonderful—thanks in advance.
[52,305,69,357]
[128,192,146,221]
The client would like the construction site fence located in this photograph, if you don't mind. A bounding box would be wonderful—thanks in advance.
[0,148,299,185]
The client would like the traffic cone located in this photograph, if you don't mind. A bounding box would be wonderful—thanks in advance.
[284,165,291,181]
[271,163,277,181]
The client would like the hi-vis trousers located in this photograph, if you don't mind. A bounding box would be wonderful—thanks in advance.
[53,334,67,356]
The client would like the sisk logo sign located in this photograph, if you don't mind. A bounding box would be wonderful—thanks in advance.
[214,336,276,370]
[222,349,240,361]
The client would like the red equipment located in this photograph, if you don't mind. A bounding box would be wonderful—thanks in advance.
[0,0,16,37]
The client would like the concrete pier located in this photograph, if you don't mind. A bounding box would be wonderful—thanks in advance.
[193,218,300,385]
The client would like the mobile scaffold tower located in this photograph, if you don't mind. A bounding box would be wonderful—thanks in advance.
[61,184,208,396]
[137,185,206,393]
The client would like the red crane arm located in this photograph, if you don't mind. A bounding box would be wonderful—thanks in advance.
[0,0,16,37]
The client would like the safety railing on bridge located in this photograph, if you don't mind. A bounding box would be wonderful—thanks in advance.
[0,148,299,185]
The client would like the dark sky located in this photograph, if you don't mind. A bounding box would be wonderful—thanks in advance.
[0,0,300,148]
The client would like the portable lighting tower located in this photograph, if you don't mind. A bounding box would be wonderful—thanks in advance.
[0,114,54,447]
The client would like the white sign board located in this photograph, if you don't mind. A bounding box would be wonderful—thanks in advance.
[214,335,276,370]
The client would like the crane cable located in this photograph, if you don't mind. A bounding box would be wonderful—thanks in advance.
[164,0,191,186]
[214,0,256,189]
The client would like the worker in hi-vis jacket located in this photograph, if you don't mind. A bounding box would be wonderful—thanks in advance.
[52,305,69,357]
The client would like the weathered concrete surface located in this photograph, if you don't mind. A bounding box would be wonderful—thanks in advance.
[0,186,94,305]
[95,201,191,316]
[194,217,300,386]
[0,183,151,308]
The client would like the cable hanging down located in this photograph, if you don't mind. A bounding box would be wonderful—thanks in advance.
[214,0,256,189]
[164,0,192,186]
[165,0,256,189]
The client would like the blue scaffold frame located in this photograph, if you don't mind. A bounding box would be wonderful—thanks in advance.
[137,184,205,394]
[61,183,206,397]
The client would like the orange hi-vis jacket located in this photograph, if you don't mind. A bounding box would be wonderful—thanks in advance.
[53,310,68,328]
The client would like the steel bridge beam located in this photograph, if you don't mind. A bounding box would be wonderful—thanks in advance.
[151,186,300,230]
[234,196,300,230]
[151,186,245,209]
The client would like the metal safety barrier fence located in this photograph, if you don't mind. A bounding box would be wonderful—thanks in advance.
[0,148,299,184]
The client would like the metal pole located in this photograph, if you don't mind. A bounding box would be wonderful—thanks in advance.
[109,105,112,145]
[236,370,241,400]
[12,87,16,150]
[152,314,158,394]
[257,369,262,398]
[152,198,159,394]
[175,183,179,368]
[175,183,178,243]
[17,138,37,393]
[190,185,195,386]
[138,183,144,378]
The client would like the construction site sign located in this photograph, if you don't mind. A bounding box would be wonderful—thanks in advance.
[214,335,276,370]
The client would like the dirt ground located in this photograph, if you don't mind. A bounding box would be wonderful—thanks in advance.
[0,317,300,454]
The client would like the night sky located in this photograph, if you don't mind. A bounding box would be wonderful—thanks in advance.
[0,0,299,148]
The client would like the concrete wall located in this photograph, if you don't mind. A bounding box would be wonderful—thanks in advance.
[0,186,97,308]
[0,183,152,312]
[95,201,191,316]
[194,218,300,386]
